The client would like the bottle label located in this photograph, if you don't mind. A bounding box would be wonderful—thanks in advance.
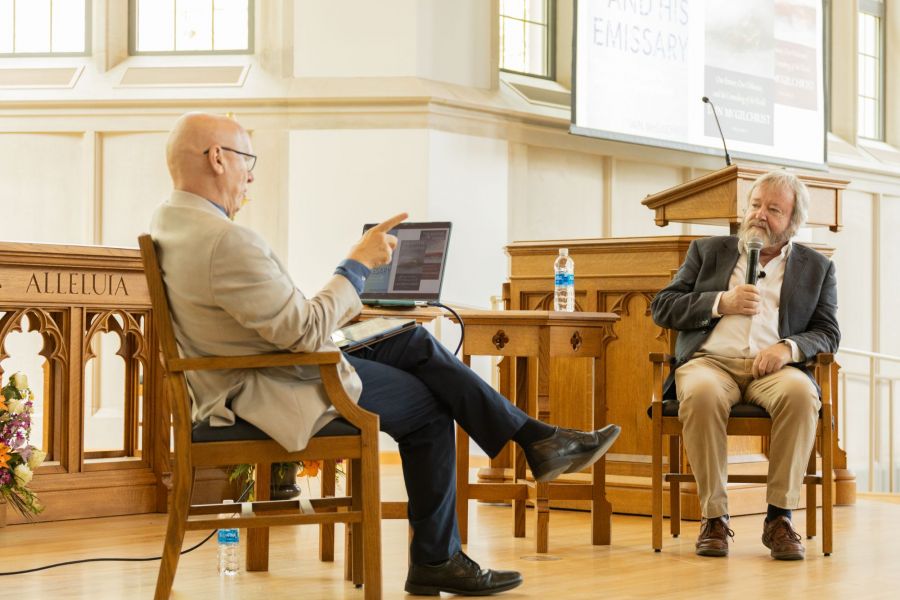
[218,529,239,544]
[554,273,574,286]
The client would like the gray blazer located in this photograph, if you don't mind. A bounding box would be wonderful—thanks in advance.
[650,236,840,395]
[150,191,364,452]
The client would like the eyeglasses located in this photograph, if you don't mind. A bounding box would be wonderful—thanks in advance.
[204,146,257,172]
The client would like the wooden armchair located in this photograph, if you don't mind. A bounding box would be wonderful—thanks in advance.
[649,351,835,555]
[138,234,383,600]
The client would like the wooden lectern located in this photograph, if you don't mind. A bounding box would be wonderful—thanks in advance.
[641,164,846,233]
[493,165,854,519]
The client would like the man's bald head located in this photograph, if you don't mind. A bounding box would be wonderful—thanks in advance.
[167,112,245,181]
[166,112,254,217]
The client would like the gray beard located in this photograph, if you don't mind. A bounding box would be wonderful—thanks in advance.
[738,220,791,251]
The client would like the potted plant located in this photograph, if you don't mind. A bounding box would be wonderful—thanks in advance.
[229,460,327,501]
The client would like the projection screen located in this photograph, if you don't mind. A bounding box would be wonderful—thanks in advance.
[572,0,826,169]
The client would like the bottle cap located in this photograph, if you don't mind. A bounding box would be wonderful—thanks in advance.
[559,248,568,255]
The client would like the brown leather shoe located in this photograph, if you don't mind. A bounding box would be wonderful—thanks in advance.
[695,516,734,557]
[762,516,805,560]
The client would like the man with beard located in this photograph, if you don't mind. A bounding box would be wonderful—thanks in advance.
[650,170,840,560]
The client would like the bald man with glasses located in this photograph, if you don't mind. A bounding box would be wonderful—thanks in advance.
[150,112,621,595]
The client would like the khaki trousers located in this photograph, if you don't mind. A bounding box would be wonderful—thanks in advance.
[674,354,821,518]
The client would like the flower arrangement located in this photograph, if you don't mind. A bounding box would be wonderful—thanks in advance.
[1,372,45,518]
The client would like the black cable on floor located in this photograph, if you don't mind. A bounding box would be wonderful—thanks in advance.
[0,481,254,575]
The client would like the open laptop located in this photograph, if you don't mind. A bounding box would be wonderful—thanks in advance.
[359,221,452,308]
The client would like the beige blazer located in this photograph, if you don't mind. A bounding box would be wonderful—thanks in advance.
[150,190,363,452]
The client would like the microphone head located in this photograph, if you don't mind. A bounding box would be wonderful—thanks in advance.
[702,96,710,103]
[747,236,764,251]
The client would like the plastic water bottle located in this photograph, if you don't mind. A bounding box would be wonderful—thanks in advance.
[553,248,575,312]
[217,524,240,575]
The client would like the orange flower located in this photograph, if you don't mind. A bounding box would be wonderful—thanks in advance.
[0,397,7,413]
[298,460,321,478]
[0,443,10,470]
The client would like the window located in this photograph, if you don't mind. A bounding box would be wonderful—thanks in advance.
[130,0,253,55]
[500,0,554,79]
[0,0,89,56]
[857,0,884,140]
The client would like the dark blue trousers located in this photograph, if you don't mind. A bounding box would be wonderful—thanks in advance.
[345,326,528,565]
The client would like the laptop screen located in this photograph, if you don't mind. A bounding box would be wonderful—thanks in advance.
[359,221,452,302]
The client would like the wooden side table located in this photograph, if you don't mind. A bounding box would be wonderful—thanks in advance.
[452,310,619,553]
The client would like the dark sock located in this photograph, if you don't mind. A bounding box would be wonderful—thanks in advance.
[766,504,792,522]
[512,418,556,448]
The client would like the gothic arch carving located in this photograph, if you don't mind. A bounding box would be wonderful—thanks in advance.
[531,291,585,312]
[83,310,149,366]
[0,308,68,376]
[607,291,656,318]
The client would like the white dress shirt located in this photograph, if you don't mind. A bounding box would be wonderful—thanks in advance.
[700,241,802,361]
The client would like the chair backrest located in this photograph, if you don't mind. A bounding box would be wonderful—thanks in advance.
[138,233,194,452]
[137,235,181,364]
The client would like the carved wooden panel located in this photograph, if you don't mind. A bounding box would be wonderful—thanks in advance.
[0,242,165,524]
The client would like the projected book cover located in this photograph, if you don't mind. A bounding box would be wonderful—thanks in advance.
[573,0,825,169]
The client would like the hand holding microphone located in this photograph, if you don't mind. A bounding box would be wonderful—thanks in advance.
[718,284,760,316]
[718,237,765,316]
[745,237,764,285]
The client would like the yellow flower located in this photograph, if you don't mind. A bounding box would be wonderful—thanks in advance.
[12,372,28,390]
[14,464,33,487]
[0,443,10,470]
[28,448,47,470]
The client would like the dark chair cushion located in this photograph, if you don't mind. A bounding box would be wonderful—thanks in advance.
[192,416,359,443]
[648,401,771,419]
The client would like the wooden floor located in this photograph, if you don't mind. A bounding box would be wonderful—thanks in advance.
[4,465,900,599]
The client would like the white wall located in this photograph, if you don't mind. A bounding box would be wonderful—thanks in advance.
[508,144,604,242]
[610,160,683,238]
[286,128,430,292]
[416,0,493,89]
[0,134,89,244]
[426,130,508,308]
[293,0,492,87]
[293,0,419,78]
[101,132,170,247]
[881,195,900,364]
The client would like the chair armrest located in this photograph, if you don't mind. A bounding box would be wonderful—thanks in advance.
[813,353,834,366]
[168,351,342,373]
[649,352,673,364]
[811,353,835,408]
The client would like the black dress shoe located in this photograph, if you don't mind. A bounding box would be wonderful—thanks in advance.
[524,424,621,483]
[405,550,523,596]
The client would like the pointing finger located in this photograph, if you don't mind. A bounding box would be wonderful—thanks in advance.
[370,212,408,233]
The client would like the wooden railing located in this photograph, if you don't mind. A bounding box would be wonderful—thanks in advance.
[0,242,168,524]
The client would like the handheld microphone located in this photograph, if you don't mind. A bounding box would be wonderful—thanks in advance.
[702,96,732,166]
[746,237,764,285]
